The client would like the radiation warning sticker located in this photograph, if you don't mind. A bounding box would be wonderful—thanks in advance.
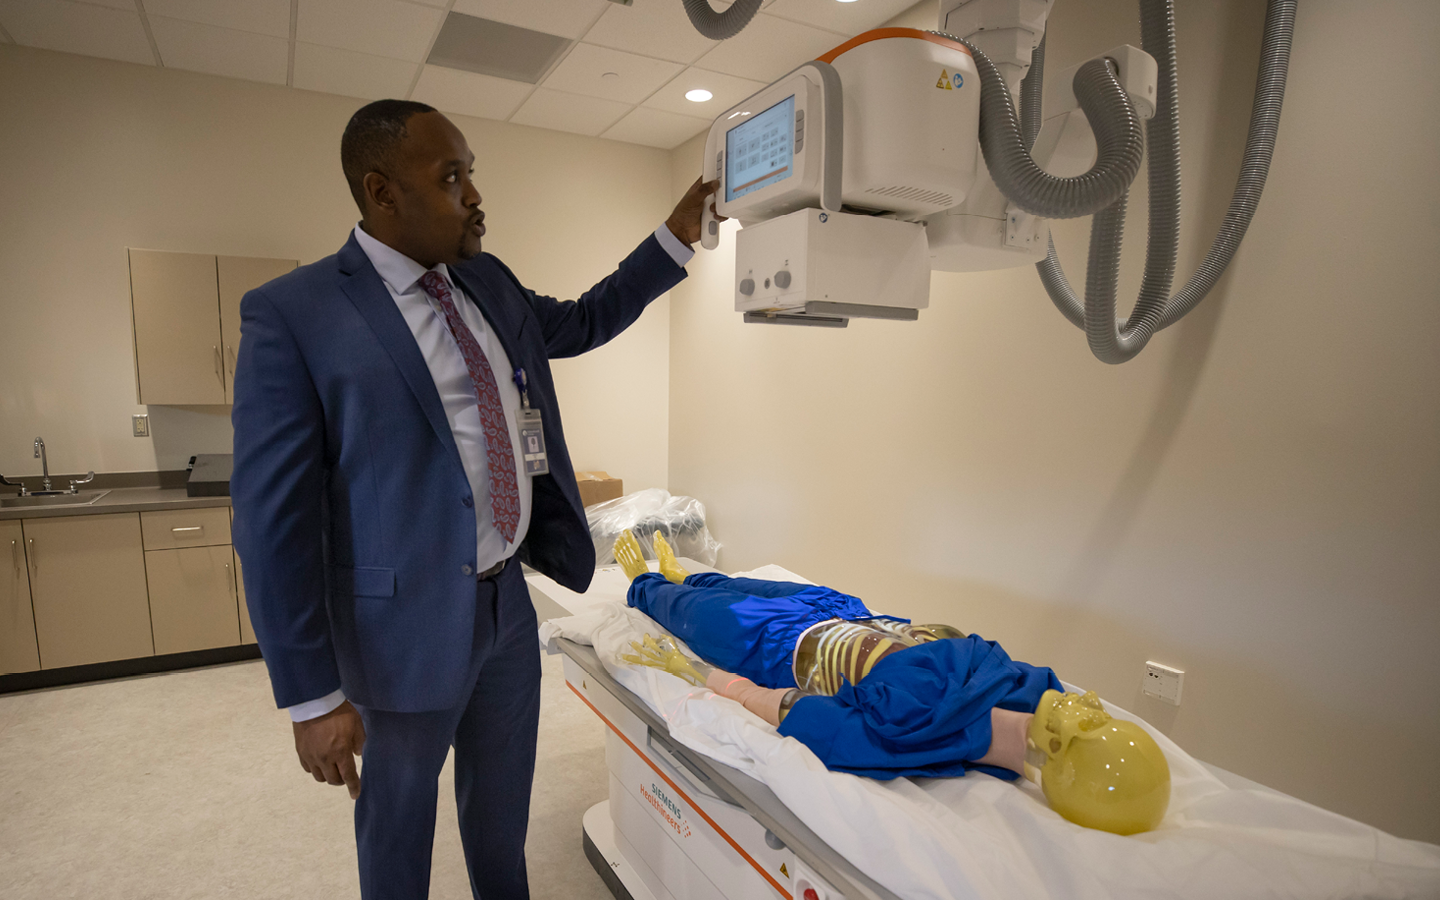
[936,69,954,90]
[780,863,790,878]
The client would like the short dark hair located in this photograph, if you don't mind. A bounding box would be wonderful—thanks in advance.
[340,99,437,214]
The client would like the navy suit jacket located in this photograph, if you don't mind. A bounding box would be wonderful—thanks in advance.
[231,231,685,712]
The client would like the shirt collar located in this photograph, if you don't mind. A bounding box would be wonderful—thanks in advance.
[352,224,452,296]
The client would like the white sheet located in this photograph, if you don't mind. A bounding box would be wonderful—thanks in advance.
[538,565,1440,900]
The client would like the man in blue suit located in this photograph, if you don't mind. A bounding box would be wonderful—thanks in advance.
[231,99,716,899]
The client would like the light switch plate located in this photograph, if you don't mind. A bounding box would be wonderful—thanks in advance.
[132,414,150,437]
[1142,660,1184,705]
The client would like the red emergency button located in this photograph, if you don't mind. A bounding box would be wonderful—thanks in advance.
[804,889,820,900]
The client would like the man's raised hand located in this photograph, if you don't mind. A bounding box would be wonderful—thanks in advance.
[666,176,725,247]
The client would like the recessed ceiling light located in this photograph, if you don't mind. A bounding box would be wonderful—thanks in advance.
[685,89,714,103]
[836,0,860,3]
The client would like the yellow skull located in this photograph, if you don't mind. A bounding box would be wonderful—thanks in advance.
[1024,690,1171,835]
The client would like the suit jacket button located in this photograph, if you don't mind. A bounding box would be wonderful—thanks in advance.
[461,564,474,576]
[462,496,474,508]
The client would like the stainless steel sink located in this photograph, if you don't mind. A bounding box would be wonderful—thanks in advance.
[0,490,111,509]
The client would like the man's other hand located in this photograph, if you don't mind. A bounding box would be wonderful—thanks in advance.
[293,700,366,799]
[666,176,725,247]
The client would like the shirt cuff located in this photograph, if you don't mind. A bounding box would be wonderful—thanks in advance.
[654,222,695,268]
[288,688,347,722]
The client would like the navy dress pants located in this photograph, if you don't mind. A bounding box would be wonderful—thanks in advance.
[354,561,541,900]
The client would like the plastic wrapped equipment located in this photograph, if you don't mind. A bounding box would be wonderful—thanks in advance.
[587,488,720,569]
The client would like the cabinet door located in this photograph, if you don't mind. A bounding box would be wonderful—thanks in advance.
[25,514,154,669]
[128,249,226,405]
[0,520,40,674]
[218,256,298,405]
[234,549,255,644]
[146,545,241,654]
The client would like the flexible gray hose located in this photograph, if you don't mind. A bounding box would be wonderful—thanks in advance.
[1037,0,1296,362]
[1019,33,1046,152]
[681,0,763,41]
[935,29,1145,219]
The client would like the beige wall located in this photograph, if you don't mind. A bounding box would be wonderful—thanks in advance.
[0,45,674,492]
[668,0,1440,842]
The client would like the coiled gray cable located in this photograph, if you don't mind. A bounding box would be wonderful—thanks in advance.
[681,0,763,41]
[1035,0,1296,362]
[934,30,1146,220]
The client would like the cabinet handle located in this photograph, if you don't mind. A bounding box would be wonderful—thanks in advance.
[226,561,235,599]
[226,344,237,374]
[171,526,203,533]
[10,539,17,578]
[27,537,35,576]
[213,345,223,385]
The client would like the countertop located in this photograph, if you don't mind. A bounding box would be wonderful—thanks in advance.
[0,487,231,521]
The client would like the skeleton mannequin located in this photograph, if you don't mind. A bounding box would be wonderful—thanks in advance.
[615,530,1170,835]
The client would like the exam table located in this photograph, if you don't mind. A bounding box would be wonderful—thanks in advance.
[528,563,1440,900]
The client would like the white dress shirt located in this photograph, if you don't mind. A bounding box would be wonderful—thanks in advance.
[289,223,693,722]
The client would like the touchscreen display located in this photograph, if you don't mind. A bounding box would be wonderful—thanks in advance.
[725,95,795,203]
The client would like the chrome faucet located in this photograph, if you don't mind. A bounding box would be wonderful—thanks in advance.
[34,437,51,492]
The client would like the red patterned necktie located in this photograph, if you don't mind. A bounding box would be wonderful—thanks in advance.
[418,270,521,543]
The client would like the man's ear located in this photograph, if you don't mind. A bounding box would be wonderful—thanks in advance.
[363,171,397,217]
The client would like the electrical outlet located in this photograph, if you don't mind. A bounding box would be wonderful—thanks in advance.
[132,414,150,437]
[1142,661,1184,705]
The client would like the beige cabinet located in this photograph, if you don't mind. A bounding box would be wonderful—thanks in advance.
[128,249,226,405]
[140,508,240,654]
[128,249,297,406]
[0,520,40,674]
[218,256,297,404]
[145,546,241,654]
[140,507,231,551]
[24,514,154,669]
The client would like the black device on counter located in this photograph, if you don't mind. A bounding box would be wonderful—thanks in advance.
[186,454,233,497]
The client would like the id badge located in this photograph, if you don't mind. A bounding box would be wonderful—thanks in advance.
[517,408,549,476]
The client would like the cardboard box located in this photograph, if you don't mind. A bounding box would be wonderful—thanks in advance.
[576,471,623,508]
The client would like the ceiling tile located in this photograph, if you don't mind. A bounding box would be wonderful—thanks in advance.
[451,0,608,40]
[542,42,682,105]
[294,42,420,101]
[142,0,291,38]
[583,0,719,65]
[603,106,710,150]
[642,66,766,118]
[0,0,154,65]
[762,0,921,36]
[411,64,533,122]
[428,12,571,84]
[510,87,630,136]
[150,16,288,84]
[694,12,841,82]
[297,0,444,62]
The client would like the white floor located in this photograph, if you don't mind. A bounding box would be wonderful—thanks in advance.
[0,650,615,899]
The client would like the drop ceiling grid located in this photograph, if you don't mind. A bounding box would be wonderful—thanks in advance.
[543,8,859,149]
[0,0,925,150]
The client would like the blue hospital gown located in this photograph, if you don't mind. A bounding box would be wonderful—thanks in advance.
[627,571,1062,780]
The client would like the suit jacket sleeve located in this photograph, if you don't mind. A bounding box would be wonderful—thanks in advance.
[488,232,686,359]
[230,288,341,709]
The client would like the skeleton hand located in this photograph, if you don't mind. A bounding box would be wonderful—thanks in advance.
[620,634,710,687]
[614,529,648,581]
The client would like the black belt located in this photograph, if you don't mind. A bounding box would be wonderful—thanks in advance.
[476,558,507,581]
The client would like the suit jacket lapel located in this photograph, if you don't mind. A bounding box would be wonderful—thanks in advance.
[336,234,465,475]
[448,265,526,378]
